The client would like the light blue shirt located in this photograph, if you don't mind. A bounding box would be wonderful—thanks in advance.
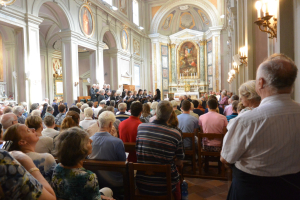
[89,132,126,187]
[177,113,199,148]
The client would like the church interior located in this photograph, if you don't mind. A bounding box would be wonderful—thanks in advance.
[0,0,300,200]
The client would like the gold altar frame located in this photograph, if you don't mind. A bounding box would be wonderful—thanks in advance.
[177,40,200,80]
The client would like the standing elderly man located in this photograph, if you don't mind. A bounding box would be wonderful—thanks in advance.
[90,84,97,102]
[221,54,300,200]
[136,101,184,199]
[1,113,18,132]
[13,106,25,124]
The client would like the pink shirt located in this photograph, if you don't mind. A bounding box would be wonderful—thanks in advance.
[224,104,233,116]
[199,111,228,146]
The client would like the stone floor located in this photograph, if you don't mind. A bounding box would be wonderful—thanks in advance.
[185,177,230,200]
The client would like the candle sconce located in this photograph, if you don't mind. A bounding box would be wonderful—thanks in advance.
[239,46,248,66]
[254,0,277,39]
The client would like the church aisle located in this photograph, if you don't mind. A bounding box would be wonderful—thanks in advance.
[186,177,229,200]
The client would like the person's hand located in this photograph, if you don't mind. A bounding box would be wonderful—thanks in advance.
[9,151,36,171]
[101,195,115,200]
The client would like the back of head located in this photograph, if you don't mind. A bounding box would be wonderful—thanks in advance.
[3,106,12,114]
[167,110,178,128]
[237,102,246,112]
[170,100,178,108]
[1,113,17,129]
[31,110,41,117]
[69,107,80,115]
[98,111,116,128]
[110,100,116,107]
[118,103,127,111]
[142,103,150,116]
[46,106,54,113]
[97,108,107,117]
[222,91,227,96]
[3,124,22,151]
[208,99,218,110]
[151,102,158,110]
[61,111,80,130]
[87,101,93,108]
[81,104,89,112]
[258,53,298,92]
[44,115,55,127]
[30,103,38,111]
[231,95,239,101]
[76,103,82,108]
[54,127,89,166]
[239,80,261,101]
[13,106,23,116]
[181,100,191,112]
[84,107,93,118]
[106,106,114,113]
[58,104,66,113]
[156,101,172,122]
[25,116,43,130]
[208,95,218,101]
[192,100,199,108]
[232,100,239,112]
[100,100,106,106]
[131,102,143,117]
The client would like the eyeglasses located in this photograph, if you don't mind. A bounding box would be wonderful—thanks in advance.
[27,128,35,133]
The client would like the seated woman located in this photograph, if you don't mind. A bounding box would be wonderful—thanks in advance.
[52,127,114,200]
[0,150,56,199]
[3,124,57,184]
[140,103,153,123]
[239,80,261,114]
[25,116,53,154]
[79,107,97,130]
[61,110,80,130]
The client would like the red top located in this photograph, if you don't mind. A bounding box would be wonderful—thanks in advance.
[119,116,142,162]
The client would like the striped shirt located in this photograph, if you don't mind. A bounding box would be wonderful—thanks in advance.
[136,120,185,195]
[222,94,300,176]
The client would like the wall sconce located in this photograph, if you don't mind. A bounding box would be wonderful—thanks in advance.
[74,82,79,87]
[239,46,248,66]
[227,70,235,83]
[254,0,277,39]
[233,62,239,73]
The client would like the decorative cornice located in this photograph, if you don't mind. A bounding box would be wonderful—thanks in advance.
[25,13,44,26]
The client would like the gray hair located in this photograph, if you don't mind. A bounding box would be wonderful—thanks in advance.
[118,103,127,111]
[81,104,89,112]
[47,106,54,112]
[84,107,93,118]
[221,91,227,96]
[170,100,178,108]
[100,100,106,105]
[156,101,173,122]
[1,113,17,129]
[30,103,39,110]
[13,106,23,116]
[239,80,261,102]
[31,110,41,117]
[116,90,122,95]
[257,54,298,93]
[98,111,116,128]
[99,89,105,95]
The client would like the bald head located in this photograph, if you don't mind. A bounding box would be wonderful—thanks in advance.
[1,113,18,130]
[257,54,298,94]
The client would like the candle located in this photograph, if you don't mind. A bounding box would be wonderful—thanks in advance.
[255,1,262,19]
[262,3,266,17]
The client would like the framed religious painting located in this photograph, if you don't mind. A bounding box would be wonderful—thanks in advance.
[177,40,200,79]
[121,29,129,50]
[79,3,95,38]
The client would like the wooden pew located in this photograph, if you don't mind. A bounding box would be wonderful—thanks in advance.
[83,160,130,200]
[124,142,136,152]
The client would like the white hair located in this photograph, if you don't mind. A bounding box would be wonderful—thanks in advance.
[81,104,89,112]
[13,106,23,116]
[239,80,261,101]
[150,101,159,115]
[100,100,106,105]
[116,90,122,95]
[118,103,127,111]
[170,100,178,108]
[84,107,93,118]
[99,89,105,95]
[1,113,17,129]
[221,91,227,96]
[31,110,41,117]
[98,111,116,128]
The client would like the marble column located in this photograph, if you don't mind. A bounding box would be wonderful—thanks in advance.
[109,49,119,89]
[96,43,105,87]
[200,40,206,84]
[4,42,15,100]
[47,49,55,102]
[26,14,44,105]
[170,44,176,84]
[61,37,79,106]
[15,29,26,103]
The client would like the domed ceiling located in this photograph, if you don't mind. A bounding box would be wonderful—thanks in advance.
[158,5,212,36]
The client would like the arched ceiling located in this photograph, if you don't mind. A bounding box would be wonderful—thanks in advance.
[158,5,212,36]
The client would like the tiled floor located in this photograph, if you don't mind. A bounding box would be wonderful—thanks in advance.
[186,177,230,200]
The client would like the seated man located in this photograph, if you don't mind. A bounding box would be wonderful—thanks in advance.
[226,100,239,122]
[177,100,199,149]
[42,115,59,138]
[199,99,228,152]
[136,101,184,199]
[119,102,142,162]
[89,111,126,188]
[116,103,130,122]
[1,113,18,132]
[192,100,204,117]
[43,106,54,120]
[13,106,25,124]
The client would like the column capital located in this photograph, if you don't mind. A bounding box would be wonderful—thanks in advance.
[25,14,43,26]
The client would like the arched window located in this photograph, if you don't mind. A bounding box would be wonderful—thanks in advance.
[132,0,139,26]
